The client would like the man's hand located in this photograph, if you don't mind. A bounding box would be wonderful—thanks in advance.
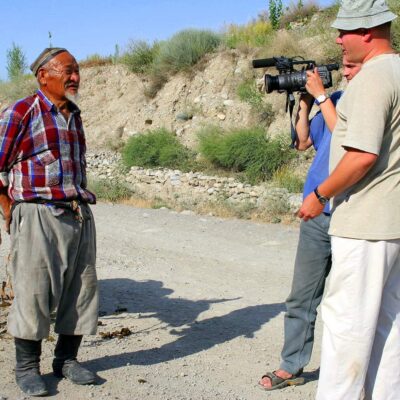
[305,68,326,99]
[297,192,324,221]
[0,190,12,234]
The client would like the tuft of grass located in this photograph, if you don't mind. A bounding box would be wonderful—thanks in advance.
[120,40,160,74]
[236,80,275,126]
[121,128,195,170]
[198,126,294,184]
[237,80,263,108]
[0,74,37,103]
[271,165,305,193]
[88,177,132,203]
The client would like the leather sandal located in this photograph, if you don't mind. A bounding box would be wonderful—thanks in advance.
[259,370,305,391]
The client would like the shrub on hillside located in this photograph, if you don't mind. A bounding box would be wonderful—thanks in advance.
[122,128,194,170]
[153,29,221,75]
[198,126,294,184]
[223,20,273,49]
[79,54,112,68]
[120,40,160,74]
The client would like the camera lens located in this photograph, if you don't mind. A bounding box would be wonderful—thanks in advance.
[265,74,279,93]
[265,71,308,93]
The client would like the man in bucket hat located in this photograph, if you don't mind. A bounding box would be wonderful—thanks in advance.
[298,1,399,399]
[0,48,98,396]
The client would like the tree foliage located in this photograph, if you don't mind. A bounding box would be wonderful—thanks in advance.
[6,43,27,81]
[269,0,283,30]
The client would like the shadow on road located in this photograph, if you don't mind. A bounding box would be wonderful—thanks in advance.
[87,278,285,370]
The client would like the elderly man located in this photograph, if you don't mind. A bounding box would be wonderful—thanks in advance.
[298,1,399,399]
[0,48,98,396]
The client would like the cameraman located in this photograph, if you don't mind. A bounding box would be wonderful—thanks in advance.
[259,57,361,391]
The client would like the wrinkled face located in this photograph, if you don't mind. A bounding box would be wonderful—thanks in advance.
[39,51,80,102]
[342,58,362,82]
[336,29,368,63]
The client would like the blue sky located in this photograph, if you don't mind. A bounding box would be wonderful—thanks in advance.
[0,0,335,80]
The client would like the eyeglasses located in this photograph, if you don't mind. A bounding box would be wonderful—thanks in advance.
[47,67,80,76]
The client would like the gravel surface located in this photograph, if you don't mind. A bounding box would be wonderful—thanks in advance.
[0,203,321,400]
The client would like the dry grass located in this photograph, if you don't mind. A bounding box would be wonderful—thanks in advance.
[120,193,297,225]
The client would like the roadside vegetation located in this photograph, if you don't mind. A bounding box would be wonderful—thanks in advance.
[121,128,195,171]
[87,177,133,203]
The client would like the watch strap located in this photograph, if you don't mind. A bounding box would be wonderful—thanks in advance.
[315,93,329,106]
[314,186,330,205]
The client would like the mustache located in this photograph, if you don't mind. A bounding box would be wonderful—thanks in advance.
[65,81,79,88]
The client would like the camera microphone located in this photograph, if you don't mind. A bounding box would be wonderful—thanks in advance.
[252,58,277,68]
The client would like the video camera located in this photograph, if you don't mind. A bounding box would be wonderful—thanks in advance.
[252,56,339,93]
[252,56,339,148]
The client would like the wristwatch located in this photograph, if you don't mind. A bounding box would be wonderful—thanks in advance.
[315,93,329,106]
[314,186,330,205]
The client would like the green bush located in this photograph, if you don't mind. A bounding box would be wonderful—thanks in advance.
[120,40,160,74]
[87,177,132,202]
[153,29,221,75]
[198,126,294,184]
[122,128,194,170]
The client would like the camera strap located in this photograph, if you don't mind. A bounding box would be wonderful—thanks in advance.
[286,92,296,148]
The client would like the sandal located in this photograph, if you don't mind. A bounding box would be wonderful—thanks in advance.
[259,370,305,391]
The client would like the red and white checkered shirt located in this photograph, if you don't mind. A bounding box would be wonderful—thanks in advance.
[0,90,95,203]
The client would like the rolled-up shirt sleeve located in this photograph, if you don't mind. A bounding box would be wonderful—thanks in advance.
[0,107,22,189]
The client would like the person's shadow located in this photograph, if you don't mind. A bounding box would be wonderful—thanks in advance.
[83,278,285,371]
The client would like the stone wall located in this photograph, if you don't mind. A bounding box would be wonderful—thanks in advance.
[87,151,303,218]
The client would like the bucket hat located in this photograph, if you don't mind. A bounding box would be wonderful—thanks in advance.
[331,0,397,30]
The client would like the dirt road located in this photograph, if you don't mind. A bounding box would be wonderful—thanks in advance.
[0,203,322,400]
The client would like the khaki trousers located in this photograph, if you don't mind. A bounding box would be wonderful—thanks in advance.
[7,203,98,340]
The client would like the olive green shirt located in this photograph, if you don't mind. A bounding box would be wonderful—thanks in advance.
[329,53,400,240]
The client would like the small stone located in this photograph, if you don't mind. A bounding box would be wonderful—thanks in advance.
[217,113,226,121]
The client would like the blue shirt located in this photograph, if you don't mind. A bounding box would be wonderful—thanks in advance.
[302,91,342,215]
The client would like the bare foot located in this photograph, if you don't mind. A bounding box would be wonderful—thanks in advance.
[259,369,294,389]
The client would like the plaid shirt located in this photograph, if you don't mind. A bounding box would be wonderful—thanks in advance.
[0,90,95,203]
